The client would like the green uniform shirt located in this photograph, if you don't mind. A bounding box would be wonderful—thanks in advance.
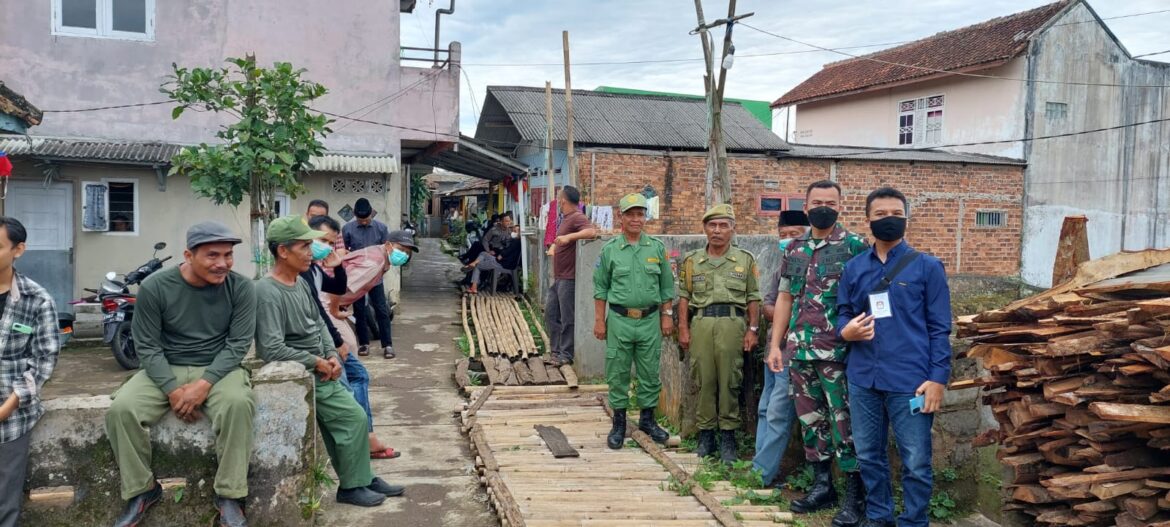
[678,246,761,308]
[132,266,256,394]
[593,234,675,307]
[778,224,869,361]
[254,275,338,370]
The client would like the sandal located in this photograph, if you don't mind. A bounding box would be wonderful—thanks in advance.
[371,448,401,459]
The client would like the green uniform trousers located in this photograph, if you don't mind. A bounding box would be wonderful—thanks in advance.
[314,378,374,490]
[790,359,858,472]
[605,313,662,410]
[689,315,746,431]
[106,366,255,500]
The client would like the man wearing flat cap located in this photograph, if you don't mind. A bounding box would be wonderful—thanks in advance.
[106,221,256,527]
[255,216,405,508]
[677,204,761,464]
[593,193,675,450]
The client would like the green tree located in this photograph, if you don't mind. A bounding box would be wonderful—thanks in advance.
[162,54,331,277]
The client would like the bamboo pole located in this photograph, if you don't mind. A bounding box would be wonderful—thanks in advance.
[486,471,526,527]
[462,293,477,358]
[470,294,490,356]
[466,384,494,418]
[520,294,551,355]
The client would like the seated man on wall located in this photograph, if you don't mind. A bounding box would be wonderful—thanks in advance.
[106,222,256,527]
[254,216,405,508]
[468,224,522,294]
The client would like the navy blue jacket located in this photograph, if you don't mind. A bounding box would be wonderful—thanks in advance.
[836,241,952,393]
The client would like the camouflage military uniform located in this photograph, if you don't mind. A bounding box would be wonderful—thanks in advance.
[679,245,761,431]
[779,224,868,471]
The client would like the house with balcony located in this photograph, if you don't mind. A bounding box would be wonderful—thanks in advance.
[0,0,466,305]
[772,0,1170,286]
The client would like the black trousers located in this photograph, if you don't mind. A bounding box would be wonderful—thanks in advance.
[0,432,30,527]
[353,282,393,347]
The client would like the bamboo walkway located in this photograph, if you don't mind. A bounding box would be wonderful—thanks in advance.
[459,385,794,527]
[456,293,578,388]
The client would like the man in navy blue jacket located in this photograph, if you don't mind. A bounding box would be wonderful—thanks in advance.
[836,187,952,527]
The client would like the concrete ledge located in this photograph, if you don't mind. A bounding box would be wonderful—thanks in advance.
[23,361,316,526]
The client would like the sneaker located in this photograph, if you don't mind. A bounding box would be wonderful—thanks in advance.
[367,477,406,497]
[214,496,248,527]
[113,482,163,527]
[336,486,386,507]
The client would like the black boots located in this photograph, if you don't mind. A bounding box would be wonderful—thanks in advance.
[638,408,670,444]
[832,471,866,527]
[791,460,838,513]
[696,429,716,458]
[607,409,627,449]
[719,430,738,464]
[113,482,163,527]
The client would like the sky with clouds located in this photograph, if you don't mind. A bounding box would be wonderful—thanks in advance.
[398,0,1169,136]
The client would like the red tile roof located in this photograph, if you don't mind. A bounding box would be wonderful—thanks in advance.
[772,1,1070,107]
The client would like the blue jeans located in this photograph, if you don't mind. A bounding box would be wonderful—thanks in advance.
[849,382,935,527]
[752,364,796,486]
[338,353,374,432]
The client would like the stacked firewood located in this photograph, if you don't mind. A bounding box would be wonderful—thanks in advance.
[953,252,1170,527]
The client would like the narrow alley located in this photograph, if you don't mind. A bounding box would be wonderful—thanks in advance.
[321,238,496,527]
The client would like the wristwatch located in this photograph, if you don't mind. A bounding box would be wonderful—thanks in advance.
[749,326,760,333]
[663,309,674,317]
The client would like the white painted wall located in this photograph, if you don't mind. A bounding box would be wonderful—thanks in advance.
[789,59,1029,159]
[1020,2,1170,286]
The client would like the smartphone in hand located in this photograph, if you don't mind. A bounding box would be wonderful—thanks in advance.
[909,394,926,415]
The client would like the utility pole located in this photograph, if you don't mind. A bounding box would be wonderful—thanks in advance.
[545,81,555,203]
[562,30,577,187]
[692,0,752,206]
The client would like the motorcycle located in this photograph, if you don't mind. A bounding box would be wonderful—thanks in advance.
[95,242,170,370]
[401,214,419,242]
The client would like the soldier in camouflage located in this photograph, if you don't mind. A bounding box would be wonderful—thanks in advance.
[765,180,869,527]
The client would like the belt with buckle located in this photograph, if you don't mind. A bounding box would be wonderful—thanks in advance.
[699,304,745,318]
[609,304,659,319]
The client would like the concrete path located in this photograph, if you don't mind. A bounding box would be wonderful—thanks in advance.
[320,238,496,527]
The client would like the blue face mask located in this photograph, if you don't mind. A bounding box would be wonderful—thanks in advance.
[388,248,410,267]
[310,240,333,260]
[778,238,793,252]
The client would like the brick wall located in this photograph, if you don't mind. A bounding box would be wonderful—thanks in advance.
[578,148,1024,276]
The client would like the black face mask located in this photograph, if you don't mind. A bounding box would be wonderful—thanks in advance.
[870,216,907,242]
[807,206,839,230]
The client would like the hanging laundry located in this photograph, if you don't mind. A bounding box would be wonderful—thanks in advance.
[590,205,614,231]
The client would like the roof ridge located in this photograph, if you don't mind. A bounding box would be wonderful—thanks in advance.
[486,85,748,107]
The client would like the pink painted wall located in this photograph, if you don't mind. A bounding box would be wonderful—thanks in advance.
[789,59,1029,159]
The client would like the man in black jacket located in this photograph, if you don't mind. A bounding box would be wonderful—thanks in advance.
[468,225,521,294]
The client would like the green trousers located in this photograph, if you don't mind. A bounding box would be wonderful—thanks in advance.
[689,315,746,431]
[314,379,374,490]
[106,366,255,500]
[605,312,663,410]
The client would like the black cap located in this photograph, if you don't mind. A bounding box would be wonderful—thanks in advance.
[354,198,373,218]
[186,221,243,250]
[387,230,419,252]
[778,210,809,227]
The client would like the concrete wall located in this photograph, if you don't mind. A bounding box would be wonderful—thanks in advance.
[4,160,402,300]
[24,362,315,526]
[1020,2,1170,286]
[791,59,1029,159]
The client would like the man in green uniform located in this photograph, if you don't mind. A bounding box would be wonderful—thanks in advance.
[678,204,761,464]
[593,193,675,450]
[106,221,255,527]
[255,216,405,508]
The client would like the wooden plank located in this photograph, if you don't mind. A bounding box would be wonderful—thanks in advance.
[486,470,526,527]
[513,359,535,385]
[1045,467,1170,488]
[546,364,565,384]
[466,385,494,418]
[1090,402,1170,425]
[535,425,581,458]
[560,364,579,389]
[470,424,499,472]
[1092,480,1146,500]
[455,358,471,390]
[527,356,551,384]
[481,355,502,386]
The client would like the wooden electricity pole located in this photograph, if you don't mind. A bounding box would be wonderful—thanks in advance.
[692,0,752,207]
[562,30,577,187]
[545,81,555,201]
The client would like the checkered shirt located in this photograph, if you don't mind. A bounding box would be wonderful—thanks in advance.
[0,273,61,443]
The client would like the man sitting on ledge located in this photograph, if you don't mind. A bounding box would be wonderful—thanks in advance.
[254,216,405,508]
[106,221,257,527]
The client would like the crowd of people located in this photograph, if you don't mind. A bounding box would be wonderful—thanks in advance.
[583,180,952,527]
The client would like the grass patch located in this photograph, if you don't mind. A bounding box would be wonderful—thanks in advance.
[516,301,547,355]
[456,334,470,357]
[299,459,335,520]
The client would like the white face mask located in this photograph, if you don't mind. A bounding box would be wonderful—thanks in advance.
[510,232,519,239]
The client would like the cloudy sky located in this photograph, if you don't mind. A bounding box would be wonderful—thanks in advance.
[399,0,1169,135]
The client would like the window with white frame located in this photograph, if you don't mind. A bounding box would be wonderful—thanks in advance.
[897,95,944,146]
[53,0,155,41]
[82,179,139,233]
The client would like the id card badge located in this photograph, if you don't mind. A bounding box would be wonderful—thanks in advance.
[869,291,893,319]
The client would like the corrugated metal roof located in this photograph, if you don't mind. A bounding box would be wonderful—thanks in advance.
[476,86,789,152]
[0,135,397,173]
[782,143,1026,165]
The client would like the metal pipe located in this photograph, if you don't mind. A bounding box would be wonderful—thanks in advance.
[434,0,456,66]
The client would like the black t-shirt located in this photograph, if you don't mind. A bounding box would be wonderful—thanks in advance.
[0,291,10,321]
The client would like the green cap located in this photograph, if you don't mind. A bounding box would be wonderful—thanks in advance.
[702,203,735,223]
[266,215,327,243]
[619,193,648,213]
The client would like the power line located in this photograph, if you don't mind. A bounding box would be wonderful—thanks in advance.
[1134,48,1170,59]
[319,111,459,139]
[42,100,171,113]
[460,41,912,67]
[740,22,1170,89]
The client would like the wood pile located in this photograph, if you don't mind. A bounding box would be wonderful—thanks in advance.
[456,293,576,387]
[953,251,1170,527]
